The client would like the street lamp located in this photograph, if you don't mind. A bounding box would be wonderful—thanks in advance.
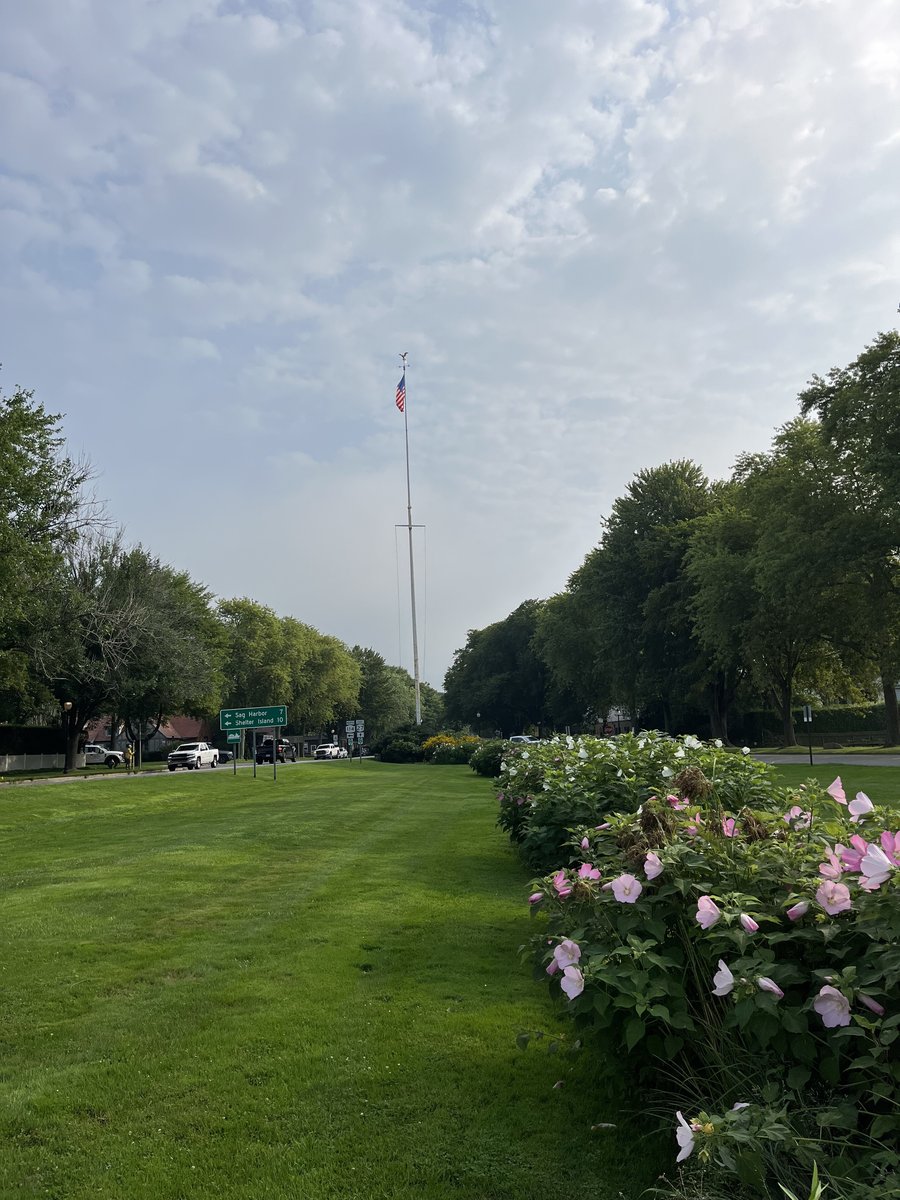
[62,701,73,773]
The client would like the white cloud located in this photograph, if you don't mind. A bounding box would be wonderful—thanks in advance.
[1,0,898,686]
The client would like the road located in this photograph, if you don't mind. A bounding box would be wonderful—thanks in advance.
[0,757,366,787]
[756,754,900,767]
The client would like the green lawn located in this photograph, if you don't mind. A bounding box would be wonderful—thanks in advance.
[0,763,664,1200]
[767,762,900,805]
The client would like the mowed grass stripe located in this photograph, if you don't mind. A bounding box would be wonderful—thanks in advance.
[0,764,663,1200]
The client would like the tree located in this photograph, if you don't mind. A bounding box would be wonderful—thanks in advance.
[532,591,604,728]
[687,423,860,746]
[548,462,724,735]
[799,331,900,743]
[114,550,224,765]
[29,537,153,769]
[0,382,98,717]
[218,599,292,709]
[289,626,360,731]
[443,601,549,734]
[351,647,414,741]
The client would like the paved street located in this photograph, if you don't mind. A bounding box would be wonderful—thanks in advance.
[756,754,900,767]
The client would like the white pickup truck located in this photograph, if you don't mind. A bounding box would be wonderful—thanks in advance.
[167,741,219,771]
[83,743,125,768]
[314,742,340,759]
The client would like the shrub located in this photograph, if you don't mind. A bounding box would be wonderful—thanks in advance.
[525,763,900,1198]
[376,734,424,763]
[0,724,65,754]
[469,740,505,778]
[422,732,481,764]
[495,731,769,871]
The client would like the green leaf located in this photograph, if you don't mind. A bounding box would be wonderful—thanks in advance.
[734,1150,766,1192]
[663,1034,684,1058]
[786,1066,810,1091]
[625,1016,646,1051]
[819,1055,841,1086]
[648,1004,671,1022]
[871,1114,898,1139]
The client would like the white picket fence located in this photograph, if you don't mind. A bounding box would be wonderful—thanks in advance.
[0,753,84,773]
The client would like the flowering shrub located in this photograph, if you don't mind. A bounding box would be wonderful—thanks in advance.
[525,758,900,1197]
[422,732,481,764]
[469,739,506,778]
[497,731,769,870]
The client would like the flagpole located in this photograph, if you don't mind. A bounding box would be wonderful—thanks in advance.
[400,352,422,725]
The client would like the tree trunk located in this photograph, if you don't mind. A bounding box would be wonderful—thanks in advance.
[779,684,797,747]
[64,709,81,773]
[882,671,900,747]
[707,672,733,744]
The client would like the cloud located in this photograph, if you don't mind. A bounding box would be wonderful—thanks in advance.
[1,0,897,686]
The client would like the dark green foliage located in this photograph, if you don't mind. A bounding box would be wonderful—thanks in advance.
[469,739,506,777]
[0,724,65,754]
[0,382,96,716]
[375,733,424,762]
[443,600,550,734]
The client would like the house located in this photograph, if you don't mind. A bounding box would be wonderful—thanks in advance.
[85,715,212,753]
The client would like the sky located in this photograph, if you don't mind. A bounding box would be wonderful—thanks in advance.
[1,0,898,688]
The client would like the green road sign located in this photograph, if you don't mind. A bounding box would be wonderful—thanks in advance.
[226,731,241,743]
[219,704,288,730]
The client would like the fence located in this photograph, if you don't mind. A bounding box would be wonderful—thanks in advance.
[0,753,85,773]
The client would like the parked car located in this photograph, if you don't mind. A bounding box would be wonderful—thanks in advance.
[508,735,539,744]
[337,746,349,758]
[167,742,219,771]
[218,750,233,764]
[256,738,297,764]
[314,742,340,759]
[83,743,125,768]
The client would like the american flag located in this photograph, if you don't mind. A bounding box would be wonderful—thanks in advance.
[395,372,406,413]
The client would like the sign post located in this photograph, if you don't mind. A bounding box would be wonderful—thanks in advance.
[220,706,289,781]
[227,730,240,776]
[802,705,813,767]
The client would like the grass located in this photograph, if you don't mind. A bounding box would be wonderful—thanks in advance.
[766,762,900,804]
[0,762,665,1200]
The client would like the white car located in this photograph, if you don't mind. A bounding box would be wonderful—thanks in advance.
[314,743,340,759]
[508,735,539,745]
[83,743,125,768]
[167,742,219,771]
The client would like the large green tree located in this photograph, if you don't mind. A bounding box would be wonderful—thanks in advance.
[0,383,97,717]
[114,550,224,763]
[351,647,414,741]
[799,331,900,742]
[443,600,549,734]
[548,461,724,734]
[29,538,165,769]
[687,422,863,746]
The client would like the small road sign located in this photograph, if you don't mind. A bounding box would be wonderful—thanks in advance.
[220,705,288,730]
[226,731,241,743]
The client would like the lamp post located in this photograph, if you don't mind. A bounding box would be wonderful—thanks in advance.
[476,712,480,736]
[62,701,73,773]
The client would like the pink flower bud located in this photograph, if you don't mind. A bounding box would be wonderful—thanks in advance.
[739,913,759,933]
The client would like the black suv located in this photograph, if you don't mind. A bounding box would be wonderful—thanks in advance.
[256,738,297,764]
